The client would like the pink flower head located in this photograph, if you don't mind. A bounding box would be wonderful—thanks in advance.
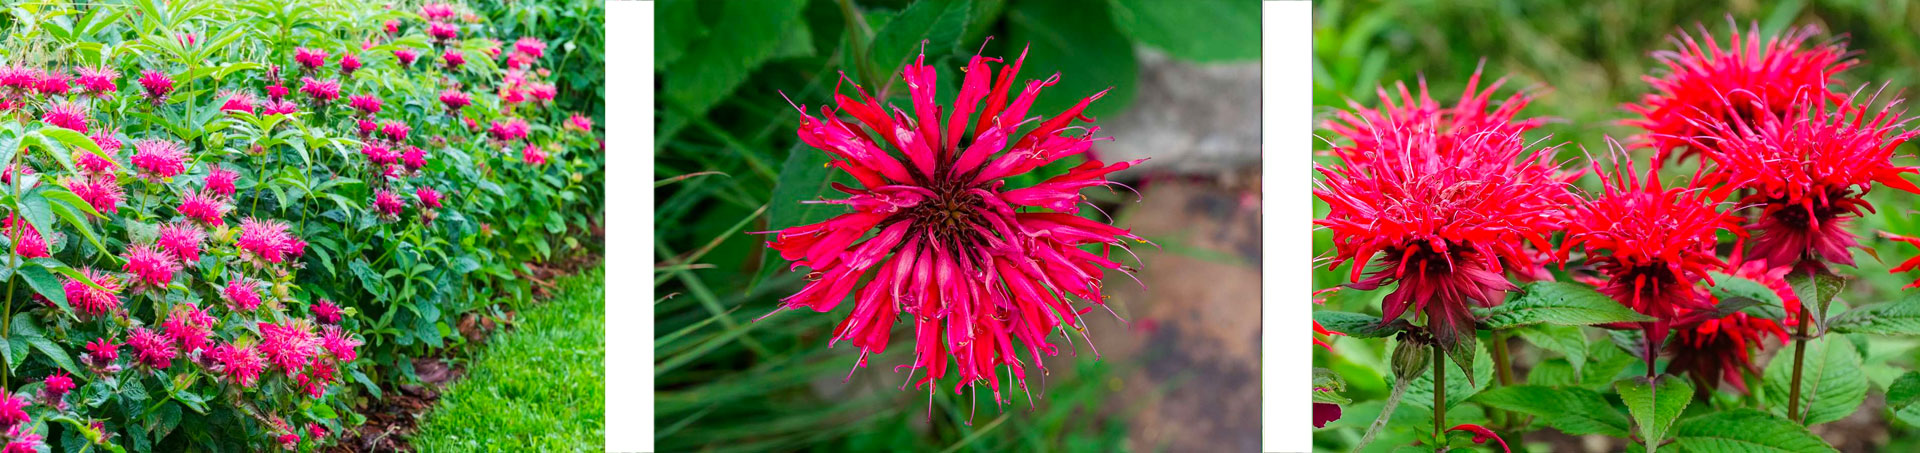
[205,167,238,196]
[311,299,345,324]
[1625,23,1853,165]
[520,143,550,165]
[41,101,89,132]
[155,223,207,263]
[263,99,300,116]
[348,94,382,115]
[416,186,443,209]
[380,120,411,142]
[442,49,466,70]
[421,3,456,20]
[127,326,177,369]
[357,118,378,137]
[209,343,266,387]
[259,319,320,376]
[130,138,188,179]
[220,91,259,114]
[238,218,301,264]
[162,302,217,353]
[294,47,329,71]
[373,189,406,218]
[439,88,471,112]
[1694,92,1919,269]
[320,326,359,361]
[761,44,1151,396]
[488,118,529,142]
[339,53,362,75]
[65,267,123,317]
[278,433,299,450]
[122,243,180,287]
[1564,153,1742,364]
[138,69,173,103]
[85,337,119,363]
[1664,262,1791,394]
[266,84,289,101]
[89,129,122,154]
[0,396,23,429]
[75,65,116,95]
[428,21,458,42]
[0,66,35,92]
[3,215,48,259]
[2,427,40,453]
[383,19,401,35]
[529,82,557,102]
[1317,69,1574,360]
[394,48,420,67]
[514,37,547,59]
[361,144,399,166]
[178,190,229,225]
[401,146,429,171]
[499,86,528,105]
[299,77,340,104]
[567,114,593,133]
[35,70,70,96]
[224,279,263,311]
[64,175,122,214]
[40,372,74,408]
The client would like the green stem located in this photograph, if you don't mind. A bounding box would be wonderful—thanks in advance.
[1434,344,1447,451]
[1787,304,1810,423]
[834,0,881,87]
[1490,331,1515,427]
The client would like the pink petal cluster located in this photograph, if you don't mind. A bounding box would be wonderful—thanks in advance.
[130,138,189,179]
[349,94,382,115]
[429,22,458,42]
[64,175,123,214]
[122,243,181,287]
[64,268,123,317]
[238,218,305,264]
[3,215,48,259]
[299,77,341,104]
[205,167,239,196]
[340,53,362,75]
[155,223,207,262]
[41,101,89,132]
[394,49,420,67]
[138,69,173,103]
[312,299,344,324]
[220,91,259,114]
[75,65,116,95]
[178,191,230,225]
[259,320,320,376]
[521,143,550,165]
[209,344,267,387]
[127,326,177,369]
[162,303,217,353]
[488,118,529,142]
[416,186,443,209]
[321,326,359,361]
[439,89,471,112]
[224,279,263,311]
[294,47,329,71]
[442,49,466,69]
[373,189,406,218]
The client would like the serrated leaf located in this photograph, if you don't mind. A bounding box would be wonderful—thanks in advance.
[1670,409,1837,453]
[1888,371,1920,426]
[1472,385,1630,437]
[658,0,806,137]
[867,0,973,81]
[1828,292,1920,336]
[1514,324,1588,373]
[1480,281,1655,329]
[1312,311,1404,338]
[1616,375,1692,452]
[1003,0,1137,119]
[1787,269,1845,325]
[1707,271,1788,320]
[1764,336,1867,425]
[1108,0,1260,62]
[1402,340,1491,411]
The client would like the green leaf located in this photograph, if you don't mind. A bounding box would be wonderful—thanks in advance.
[868,0,973,80]
[1787,268,1846,325]
[1313,368,1350,405]
[1707,271,1788,320]
[1402,339,1491,411]
[1003,0,1137,119]
[658,0,806,136]
[1616,375,1692,452]
[1107,0,1260,62]
[1472,385,1630,437]
[1670,409,1837,453]
[1479,281,1655,329]
[1887,371,1920,426]
[1513,324,1588,373]
[19,261,70,316]
[766,143,855,234]
[1311,311,1404,338]
[1828,292,1920,336]
[1763,336,1867,425]
[349,259,388,300]
[654,0,709,71]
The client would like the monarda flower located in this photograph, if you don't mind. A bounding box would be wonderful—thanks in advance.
[1317,71,1572,359]
[1694,93,1919,269]
[259,319,320,376]
[1625,23,1853,165]
[422,3,456,20]
[88,130,122,157]
[39,372,73,408]
[64,268,123,317]
[348,94,382,115]
[209,344,266,387]
[373,189,406,219]
[84,337,119,363]
[127,326,177,369]
[238,218,301,264]
[361,144,399,166]
[429,21,458,42]
[312,299,344,324]
[384,19,401,35]
[394,48,420,68]
[442,49,466,70]
[224,279,263,311]
[64,175,122,214]
[138,70,173,104]
[294,47,329,71]
[162,303,216,353]
[1665,260,1791,393]
[205,167,238,196]
[74,65,116,96]
[1563,155,1741,365]
[321,326,359,361]
[488,118,529,142]
[0,396,23,429]
[513,37,547,59]
[3,216,48,259]
[122,243,180,288]
[521,142,550,165]
[41,101,89,132]
[760,45,1145,400]
[439,89,471,112]
[568,114,593,133]
[130,138,188,179]
[416,186,443,209]
[34,70,69,96]
[262,100,300,116]
[220,91,259,114]
[155,223,206,262]
[299,77,341,105]
[178,190,229,225]
[357,118,378,138]
[339,53,362,76]
[2,426,40,453]
[380,120,411,142]
[401,146,429,171]
[0,66,34,94]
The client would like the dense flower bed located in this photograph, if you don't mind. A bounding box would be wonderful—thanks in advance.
[0,0,602,451]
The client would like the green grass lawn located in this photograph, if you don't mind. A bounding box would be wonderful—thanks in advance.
[410,267,607,451]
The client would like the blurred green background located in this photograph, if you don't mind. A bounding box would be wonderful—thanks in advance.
[1313,0,1920,451]
[654,0,1259,451]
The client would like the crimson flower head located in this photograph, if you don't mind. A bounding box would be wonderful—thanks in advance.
[429,21,458,42]
[568,114,593,133]
[259,319,320,376]
[155,222,207,262]
[361,144,398,166]
[513,37,547,59]
[442,49,466,70]
[42,101,89,132]
[65,175,122,215]
[1316,71,1572,358]
[294,47,329,71]
[1563,153,1741,362]
[138,70,173,103]
[64,267,123,318]
[380,120,411,142]
[300,77,341,104]
[1694,93,1919,269]
[520,142,550,165]
[313,300,345,325]
[348,94,382,115]
[3,215,47,259]
[416,186,443,209]
[130,138,188,179]
[759,43,1144,402]
[34,70,69,96]
[209,344,266,387]
[84,337,119,363]
[238,217,303,265]
[394,48,420,68]
[373,189,406,219]
[205,167,239,196]
[439,88,471,112]
[0,396,22,429]
[489,118,530,142]
[127,326,177,369]
[224,279,262,311]
[402,146,429,171]
[162,302,217,353]
[1665,260,1790,393]
[75,65,116,96]
[1625,23,1853,165]
[340,53,362,75]
[421,3,456,20]
[122,243,180,288]
[178,190,229,225]
[220,91,259,114]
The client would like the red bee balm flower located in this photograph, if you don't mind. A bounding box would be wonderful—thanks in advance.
[1624,23,1853,165]
[759,44,1145,402]
[122,243,181,288]
[1665,261,1790,393]
[1563,155,1741,365]
[64,268,123,318]
[127,326,177,369]
[1316,72,1572,359]
[137,70,173,103]
[130,139,189,179]
[294,47,328,71]
[41,102,89,132]
[224,279,263,311]
[1695,93,1919,269]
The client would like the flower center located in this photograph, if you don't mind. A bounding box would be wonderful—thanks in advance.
[905,180,988,243]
